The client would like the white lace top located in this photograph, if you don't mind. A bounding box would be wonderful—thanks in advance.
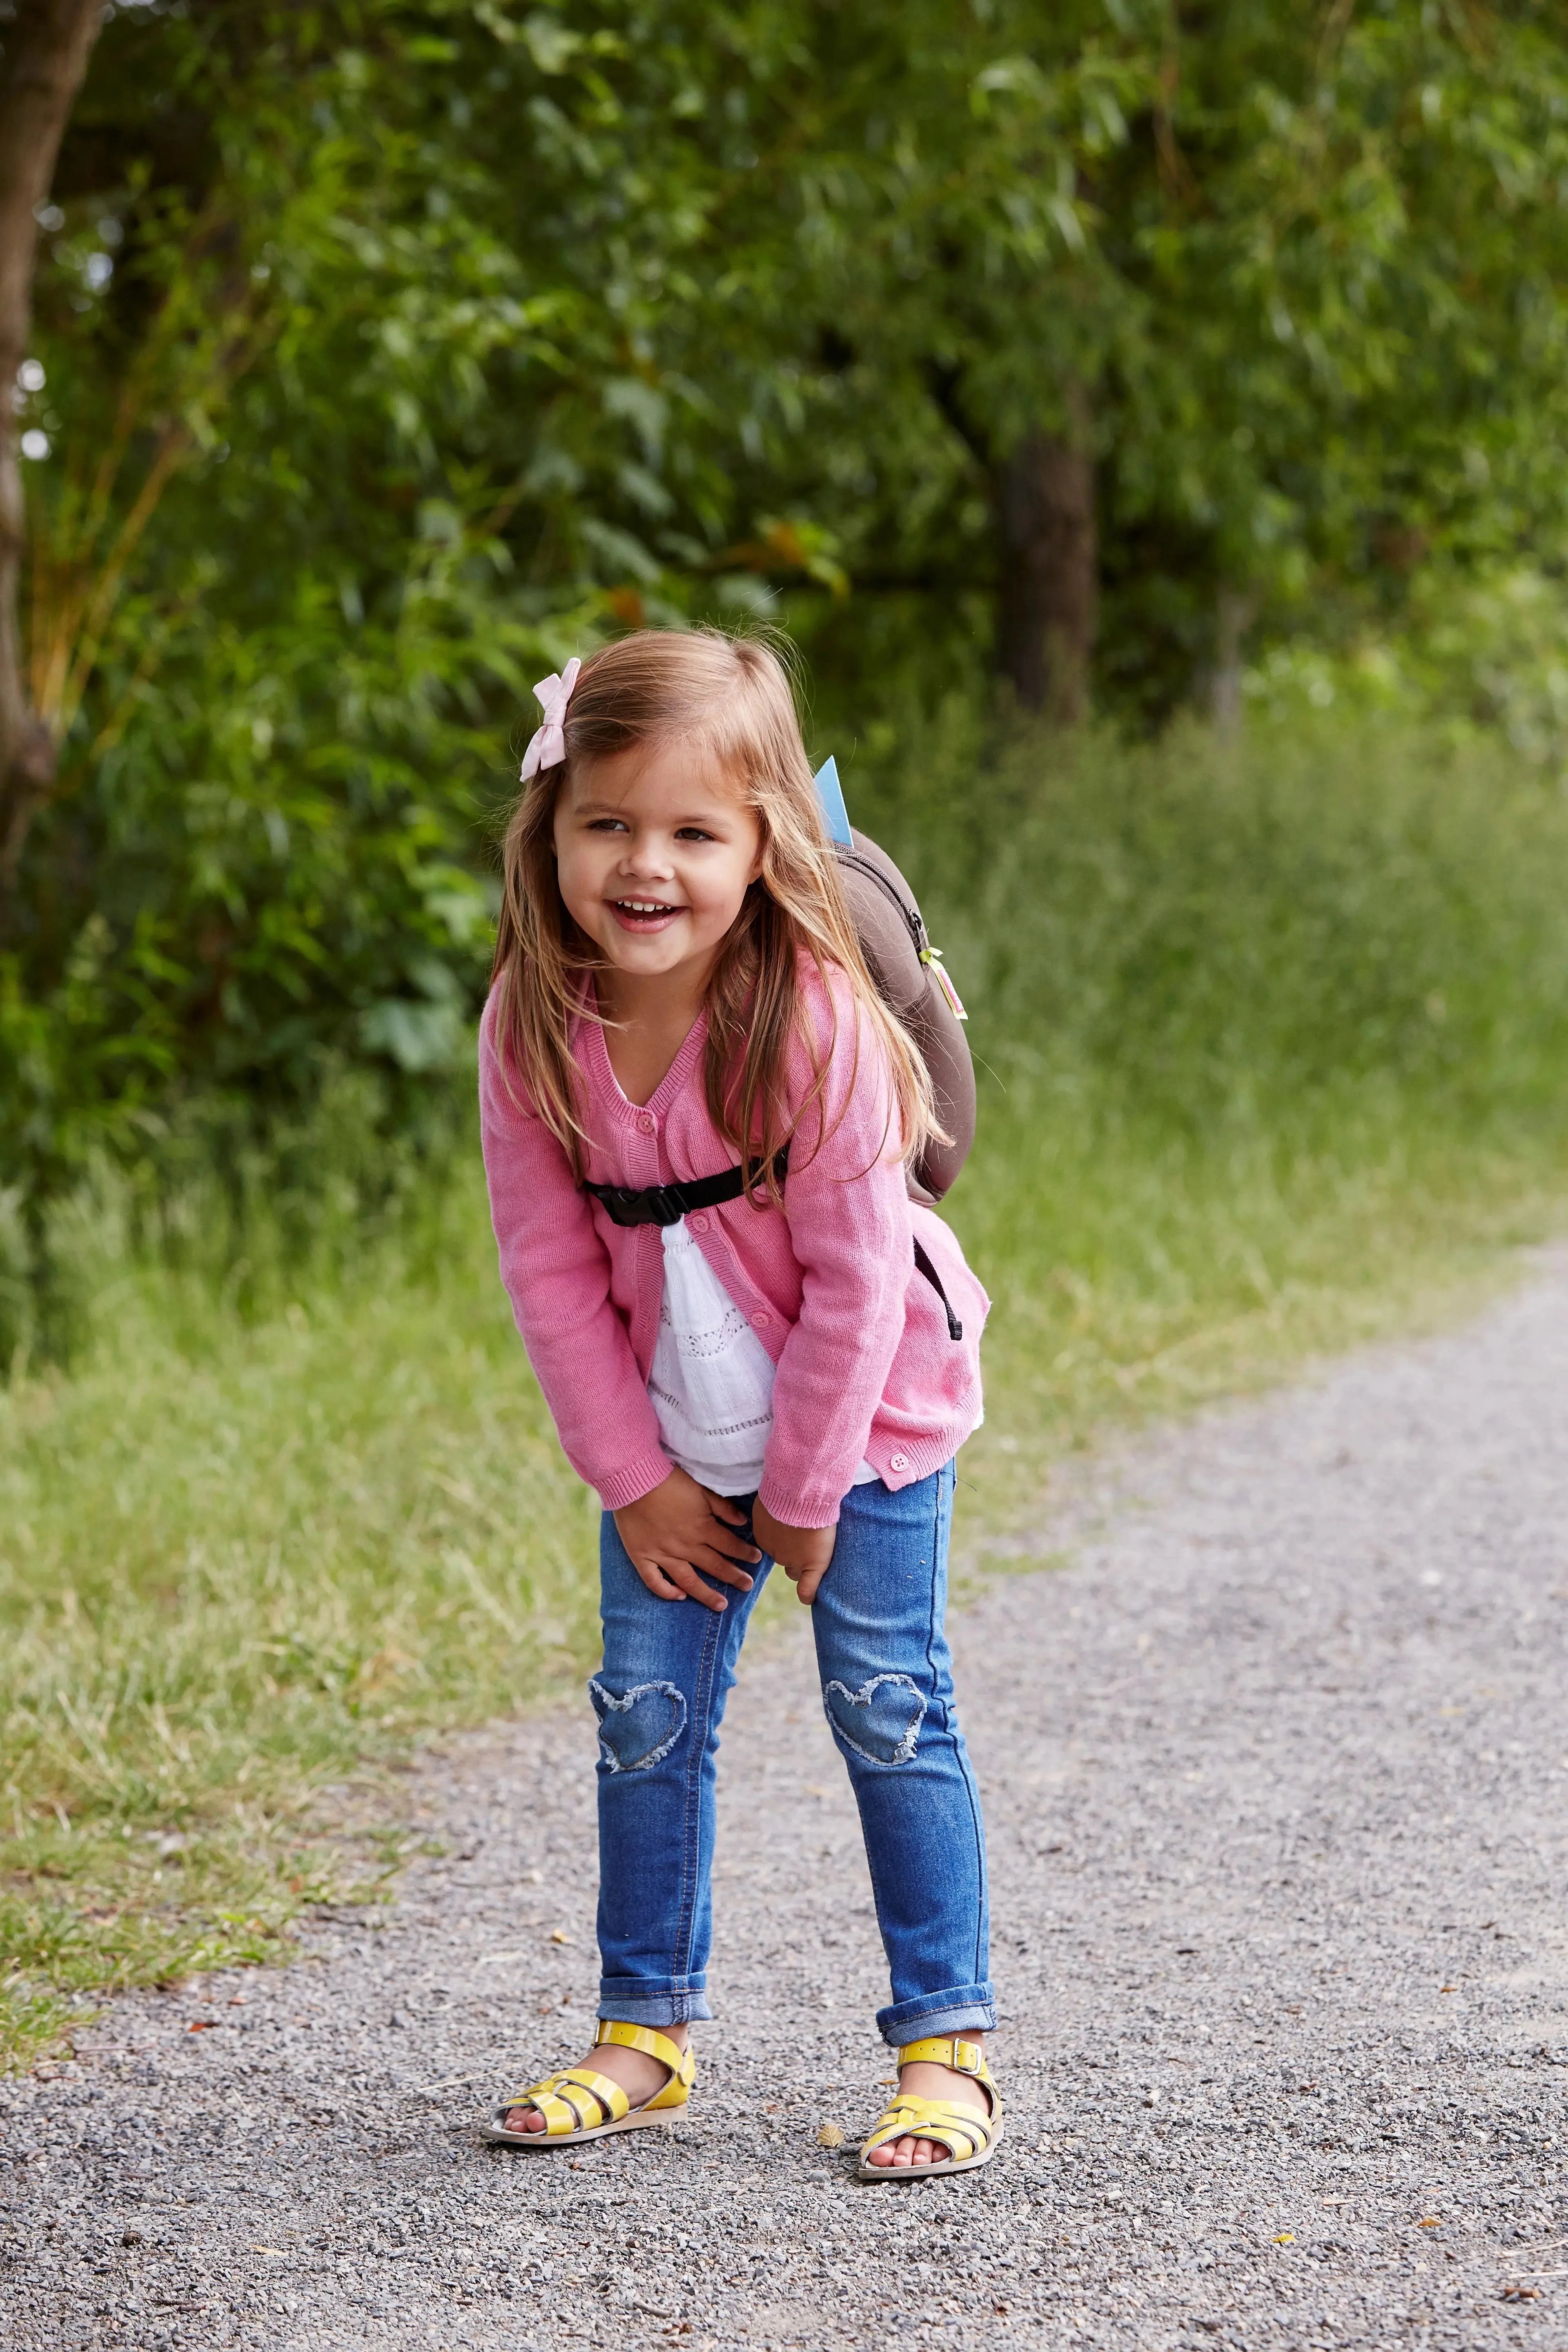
[648,1217,877,1499]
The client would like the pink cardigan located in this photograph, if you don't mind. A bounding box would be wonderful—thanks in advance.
[477,965,988,1527]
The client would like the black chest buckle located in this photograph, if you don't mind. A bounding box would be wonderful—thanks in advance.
[585,1147,789,1229]
[584,1145,962,1340]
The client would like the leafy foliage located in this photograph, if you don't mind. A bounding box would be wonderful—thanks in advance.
[4,0,1568,1349]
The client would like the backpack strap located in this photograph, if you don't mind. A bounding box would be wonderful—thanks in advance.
[584,1147,789,1229]
[912,1240,963,1341]
[584,1154,962,1341]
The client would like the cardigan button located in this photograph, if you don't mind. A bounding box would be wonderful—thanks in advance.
[750,1310,771,1329]
[688,1214,709,1235]
[889,1451,910,1472]
[636,1112,655,1135]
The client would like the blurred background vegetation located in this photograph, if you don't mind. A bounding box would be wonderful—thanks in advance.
[4,0,1568,2061]
[6,0,1568,1290]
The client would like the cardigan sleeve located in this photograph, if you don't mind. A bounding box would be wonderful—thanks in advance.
[477,999,670,1512]
[757,978,913,1528]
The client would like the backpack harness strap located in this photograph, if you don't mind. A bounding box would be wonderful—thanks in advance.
[585,1147,791,1230]
[584,1149,963,1341]
[912,1239,964,1343]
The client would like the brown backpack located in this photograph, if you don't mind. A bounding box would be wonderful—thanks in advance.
[833,831,975,1202]
[814,760,975,1204]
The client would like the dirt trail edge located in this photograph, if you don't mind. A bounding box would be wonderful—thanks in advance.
[4,1252,1568,2352]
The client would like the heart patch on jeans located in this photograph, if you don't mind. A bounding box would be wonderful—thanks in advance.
[821,1673,927,1766]
[589,1677,687,1773]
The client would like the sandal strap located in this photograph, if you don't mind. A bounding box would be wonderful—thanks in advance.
[527,2087,588,2137]
[594,2019,688,2077]
[894,2036,998,2120]
[861,2094,995,2164]
[896,2035,988,2077]
[557,2068,630,2127]
[499,2066,573,2113]
[501,2066,629,2137]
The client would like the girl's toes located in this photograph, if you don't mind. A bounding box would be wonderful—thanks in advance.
[865,2131,948,2168]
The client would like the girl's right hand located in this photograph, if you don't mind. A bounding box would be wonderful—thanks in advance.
[613,1469,762,1611]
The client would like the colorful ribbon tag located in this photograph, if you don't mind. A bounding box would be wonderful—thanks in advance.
[921,946,969,1022]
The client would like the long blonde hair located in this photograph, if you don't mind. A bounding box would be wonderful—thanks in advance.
[490,628,938,1194]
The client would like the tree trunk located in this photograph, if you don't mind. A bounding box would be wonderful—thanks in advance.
[0,0,107,902]
[993,388,1097,725]
[1208,588,1256,738]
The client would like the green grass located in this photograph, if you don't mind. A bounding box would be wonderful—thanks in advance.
[0,1177,592,2066]
[4,710,1568,2069]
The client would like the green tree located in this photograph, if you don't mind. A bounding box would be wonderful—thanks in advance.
[724,0,1568,724]
[5,0,1568,1270]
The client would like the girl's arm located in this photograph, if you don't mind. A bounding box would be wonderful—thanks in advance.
[757,983,912,1531]
[478,1007,671,1511]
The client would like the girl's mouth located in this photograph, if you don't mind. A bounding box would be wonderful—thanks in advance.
[608,897,686,934]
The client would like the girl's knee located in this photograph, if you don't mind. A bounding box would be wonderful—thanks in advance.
[589,1676,688,1772]
[820,1670,927,1767]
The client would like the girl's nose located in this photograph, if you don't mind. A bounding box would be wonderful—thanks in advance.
[619,843,675,879]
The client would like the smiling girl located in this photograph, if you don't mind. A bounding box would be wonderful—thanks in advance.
[477,630,1000,2178]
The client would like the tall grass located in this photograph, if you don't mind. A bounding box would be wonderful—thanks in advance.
[0,1160,591,2066]
[4,712,1568,2066]
[886,713,1568,1512]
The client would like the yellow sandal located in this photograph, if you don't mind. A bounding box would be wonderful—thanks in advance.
[481,2020,695,2149]
[856,2035,1002,2181]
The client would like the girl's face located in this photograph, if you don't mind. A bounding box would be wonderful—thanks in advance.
[553,739,763,991]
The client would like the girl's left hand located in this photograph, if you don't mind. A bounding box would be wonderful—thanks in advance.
[752,1500,836,1605]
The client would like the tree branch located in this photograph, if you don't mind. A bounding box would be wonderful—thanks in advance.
[0,0,107,908]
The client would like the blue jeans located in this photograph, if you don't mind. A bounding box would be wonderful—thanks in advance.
[590,1461,994,2048]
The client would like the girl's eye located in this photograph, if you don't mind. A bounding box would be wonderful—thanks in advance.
[675,827,715,843]
[586,817,628,833]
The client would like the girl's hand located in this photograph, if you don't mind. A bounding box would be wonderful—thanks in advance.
[752,1499,836,1605]
[614,1469,762,1612]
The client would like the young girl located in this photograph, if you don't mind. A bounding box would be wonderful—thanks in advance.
[477,629,999,2179]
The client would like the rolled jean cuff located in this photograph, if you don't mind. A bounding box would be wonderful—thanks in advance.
[877,1984,996,2047]
[597,1978,713,2029]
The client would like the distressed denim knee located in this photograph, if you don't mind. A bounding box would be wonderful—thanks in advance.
[590,1677,688,1773]
[821,1671,927,1766]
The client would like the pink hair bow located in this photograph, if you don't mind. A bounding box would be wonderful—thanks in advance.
[519,656,581,780]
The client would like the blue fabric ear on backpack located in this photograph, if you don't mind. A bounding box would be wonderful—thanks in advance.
[813,755,853,848]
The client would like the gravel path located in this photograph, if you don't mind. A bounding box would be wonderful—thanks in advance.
[4,1254,1568,2352]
